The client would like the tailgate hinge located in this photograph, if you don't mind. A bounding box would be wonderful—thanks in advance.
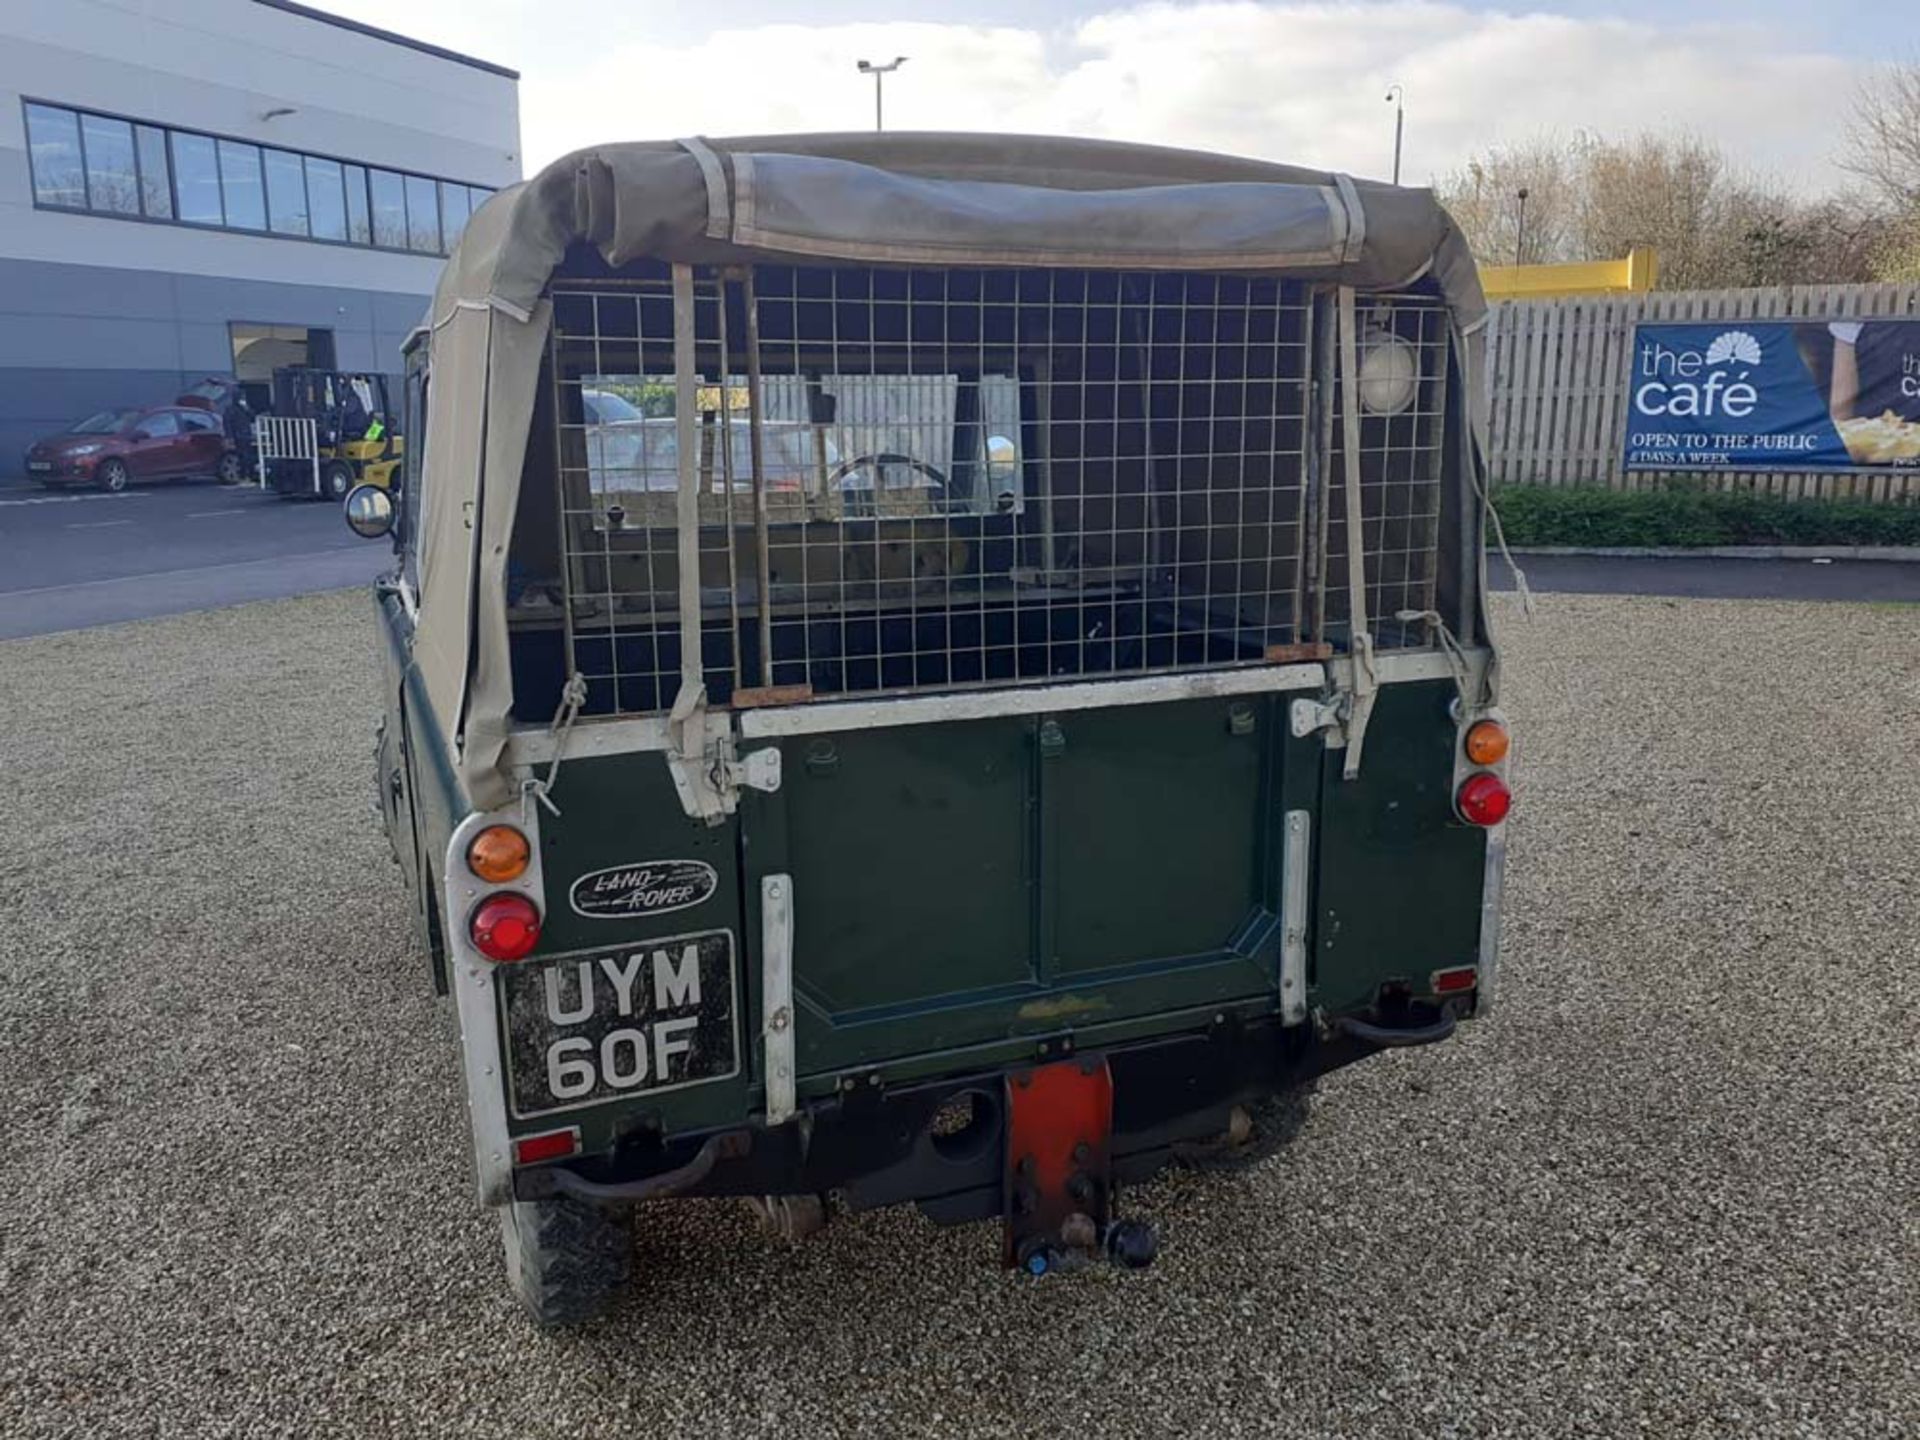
[761,873,797,1126]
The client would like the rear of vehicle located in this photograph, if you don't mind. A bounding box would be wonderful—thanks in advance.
[375,137,1509,1324]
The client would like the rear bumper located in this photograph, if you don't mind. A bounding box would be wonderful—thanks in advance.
[511,1014,1432,1216]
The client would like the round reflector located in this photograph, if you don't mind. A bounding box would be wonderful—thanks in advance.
[467,824,531,884]
[470,893,542,962]
[1456,772,1512,827]
[1463,719,1511,766]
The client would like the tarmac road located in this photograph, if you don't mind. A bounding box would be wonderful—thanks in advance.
[3,472,1917,643]
[0,479,389,640]
[1492,551,1920,602]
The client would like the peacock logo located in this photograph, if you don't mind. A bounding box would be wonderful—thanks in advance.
[1705,331,1764,367]
[1633,328,1764,418]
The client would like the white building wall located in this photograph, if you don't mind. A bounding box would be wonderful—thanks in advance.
[0,0,520,465]
[0,0,521,290]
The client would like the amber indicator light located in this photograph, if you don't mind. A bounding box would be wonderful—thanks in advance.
[468,825,531,883]
[1463,719,1510,766]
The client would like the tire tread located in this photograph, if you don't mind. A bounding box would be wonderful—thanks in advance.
[500,1194,632,1327]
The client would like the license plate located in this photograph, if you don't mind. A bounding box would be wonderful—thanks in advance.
[27,461,52,472]
[497,929,739,1117]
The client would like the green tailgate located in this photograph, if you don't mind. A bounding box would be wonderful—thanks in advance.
[739,691,1319,1078]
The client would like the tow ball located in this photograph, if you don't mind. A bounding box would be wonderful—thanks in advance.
[1003,1056,1159,1275]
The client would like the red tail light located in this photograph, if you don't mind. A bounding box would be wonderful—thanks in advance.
[513,1128,581,1166]
[1455,772,1511,827]
[470,893,542,962]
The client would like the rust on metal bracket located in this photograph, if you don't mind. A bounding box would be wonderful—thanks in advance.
[1265,641,1334,663]
[731,684,815,710]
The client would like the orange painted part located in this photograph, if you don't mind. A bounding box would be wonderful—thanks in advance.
[1003,1057,1114,1263]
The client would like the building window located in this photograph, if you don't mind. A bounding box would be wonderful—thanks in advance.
[80,114,140,214]
[404,173,441,253]
[171,132,222,224]
[368,168,407,249]
[264,148,308,236]
[19,98,496,256]
[217,139,265,230]
[24,102,85,207]
[306,156,345,241]
[343,163,372,245]
[440,181,471,247]
[136,125,172,218]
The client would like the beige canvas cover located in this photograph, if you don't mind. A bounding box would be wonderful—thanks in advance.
[414,132,1489,811]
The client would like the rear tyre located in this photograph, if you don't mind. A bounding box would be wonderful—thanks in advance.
[97,459,130,493]
[216,451,245,484]
[499,1194,633,1327]
[321,461,355,502]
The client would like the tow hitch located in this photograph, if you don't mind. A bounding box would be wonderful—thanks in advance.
[1003,1056,1158,1275]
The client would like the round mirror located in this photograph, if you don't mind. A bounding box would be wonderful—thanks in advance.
[343,483,396,539]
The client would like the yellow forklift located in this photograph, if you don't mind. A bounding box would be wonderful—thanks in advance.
[260,368,403,501]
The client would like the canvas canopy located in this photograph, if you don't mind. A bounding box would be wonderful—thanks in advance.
[413,132,1490,812]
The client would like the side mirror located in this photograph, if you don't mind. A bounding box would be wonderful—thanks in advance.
[128,429,151,442]
[343,483,396,539]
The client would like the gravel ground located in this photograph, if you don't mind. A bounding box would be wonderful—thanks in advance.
[0,589,1914,1438]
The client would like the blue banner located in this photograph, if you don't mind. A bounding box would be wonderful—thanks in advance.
[1623,319,1920,472]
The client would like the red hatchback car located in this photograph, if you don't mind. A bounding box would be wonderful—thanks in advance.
[24,406,243,491]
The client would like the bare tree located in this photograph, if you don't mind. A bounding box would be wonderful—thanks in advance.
[1435,137,1580,267]
[1439,131,1887,288]
[1845,60,1920,280]
[1845,60,1920,210]
[1575,133,1741,288]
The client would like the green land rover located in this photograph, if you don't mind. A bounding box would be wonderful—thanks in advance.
[344,132,1511,1324]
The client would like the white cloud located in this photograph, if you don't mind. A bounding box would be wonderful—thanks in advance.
[321,1,1861,189]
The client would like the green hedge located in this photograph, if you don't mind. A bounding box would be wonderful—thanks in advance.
[1491,482,1920,548]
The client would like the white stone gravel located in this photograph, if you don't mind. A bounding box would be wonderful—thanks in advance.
[0,589,1914,1439]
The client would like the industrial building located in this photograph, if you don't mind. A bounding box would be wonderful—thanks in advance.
[0,0,521,468]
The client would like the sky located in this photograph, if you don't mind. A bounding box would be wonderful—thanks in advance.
[314,0,1909,191]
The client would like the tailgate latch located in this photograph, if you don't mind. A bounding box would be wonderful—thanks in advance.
[1289,694,1347,739]
[664,688,783,824]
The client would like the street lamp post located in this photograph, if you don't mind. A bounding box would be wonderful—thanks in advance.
[1513,187,1530,268]
[856,56,909,132]
[1384,84,1404,186]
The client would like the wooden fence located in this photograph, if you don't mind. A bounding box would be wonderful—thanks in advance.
[1485,281,1920,502]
